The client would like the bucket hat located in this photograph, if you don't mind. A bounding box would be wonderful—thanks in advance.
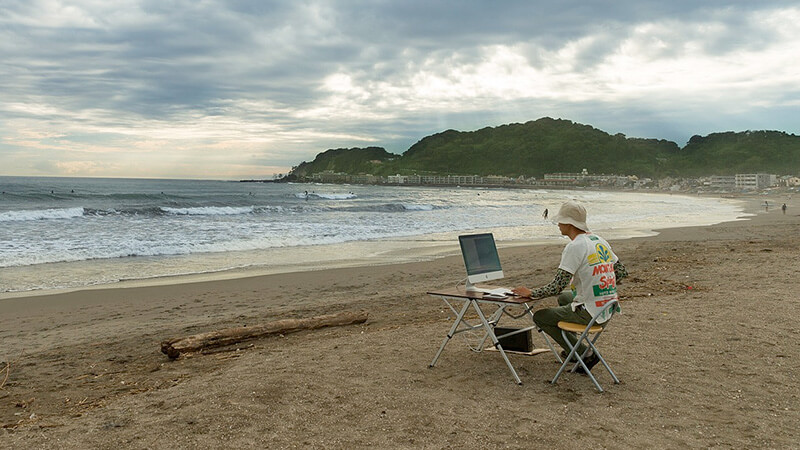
[552,200,589,231]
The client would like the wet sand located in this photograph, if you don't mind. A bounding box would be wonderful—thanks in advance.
[1,194,799,448]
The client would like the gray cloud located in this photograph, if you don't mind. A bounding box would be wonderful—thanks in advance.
[1,0,798,178]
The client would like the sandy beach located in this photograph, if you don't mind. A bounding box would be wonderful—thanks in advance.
[2,193,799,448]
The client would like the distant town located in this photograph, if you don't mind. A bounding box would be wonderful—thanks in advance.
[257,169,800,194]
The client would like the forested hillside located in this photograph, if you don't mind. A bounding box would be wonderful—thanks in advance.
[288,118,800,178]
[291,147,396,177]
[672,131,800,176]
[398,118,679,178]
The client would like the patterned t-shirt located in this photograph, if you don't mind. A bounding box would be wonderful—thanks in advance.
[558,233,619,323]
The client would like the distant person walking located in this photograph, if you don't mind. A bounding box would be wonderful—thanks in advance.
[764,201,769,212]
[542,208,549,220]
[782,203,787,214]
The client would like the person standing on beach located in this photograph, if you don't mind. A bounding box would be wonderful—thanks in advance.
[782,203,787,214]
[542,208,548,219]
[512,200,628,373]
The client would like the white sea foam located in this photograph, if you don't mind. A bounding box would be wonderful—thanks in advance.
[0,207,84,222]
[296,192,357,200]
[161,206,255,215]
[402,203,435,211]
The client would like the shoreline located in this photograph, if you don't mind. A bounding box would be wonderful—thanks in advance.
[0,190,754,300]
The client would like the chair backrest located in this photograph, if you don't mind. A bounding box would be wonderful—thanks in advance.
[585,299,619,329]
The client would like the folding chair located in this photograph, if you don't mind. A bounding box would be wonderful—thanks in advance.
[551,299,620,392]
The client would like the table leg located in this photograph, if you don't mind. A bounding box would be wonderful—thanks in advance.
[476,304,507,350]
[429,299,471,368]
[472,300,522,385]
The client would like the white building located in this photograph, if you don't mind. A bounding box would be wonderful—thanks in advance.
[735,173,776,190]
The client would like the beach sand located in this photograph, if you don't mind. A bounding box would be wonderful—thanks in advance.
[1,194,799,448]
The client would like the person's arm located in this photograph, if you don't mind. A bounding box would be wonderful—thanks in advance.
[513,268,572,299]
[613,260,628,282]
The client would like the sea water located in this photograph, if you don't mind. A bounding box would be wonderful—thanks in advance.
[0,176,746,294]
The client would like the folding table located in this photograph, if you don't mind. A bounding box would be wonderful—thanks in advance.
[427,287,560,385]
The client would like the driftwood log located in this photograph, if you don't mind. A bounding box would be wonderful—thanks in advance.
[160,311,368,359]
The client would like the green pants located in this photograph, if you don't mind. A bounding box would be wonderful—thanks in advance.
[533,292,597,356]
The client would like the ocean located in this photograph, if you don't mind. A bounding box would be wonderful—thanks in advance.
[0,176,746,295]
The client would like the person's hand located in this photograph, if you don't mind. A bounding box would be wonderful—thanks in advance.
[512,286,531,298]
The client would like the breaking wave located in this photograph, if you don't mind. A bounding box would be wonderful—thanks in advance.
[0,207,85,222]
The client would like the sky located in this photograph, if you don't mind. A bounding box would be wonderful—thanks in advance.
[2,1,799,180]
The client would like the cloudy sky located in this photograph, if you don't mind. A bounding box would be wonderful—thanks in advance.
[2,1,798,179]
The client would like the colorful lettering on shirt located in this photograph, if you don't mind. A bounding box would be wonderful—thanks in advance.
[591,263,615,275]
[594,298,612,308]
[593,282,616,297]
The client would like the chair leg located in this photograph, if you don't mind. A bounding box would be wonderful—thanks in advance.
[580,356,605,393]
[570,346,593,374]
[551,331,588,385]
[586,336,620,385]
[576,331,604,392]
[551,339,577,385]
[595,352,620,384]
[552,330,605,392]
[538,328,563,363]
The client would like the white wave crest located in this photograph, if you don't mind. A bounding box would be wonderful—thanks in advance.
[161,206,255,216]
[296,192,356,200]
[402,204,434,211]
[0,207,85,222]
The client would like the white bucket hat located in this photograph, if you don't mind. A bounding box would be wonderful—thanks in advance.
[552,200,589,232]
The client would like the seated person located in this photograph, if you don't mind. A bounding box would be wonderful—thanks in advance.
[512,201,628,372]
